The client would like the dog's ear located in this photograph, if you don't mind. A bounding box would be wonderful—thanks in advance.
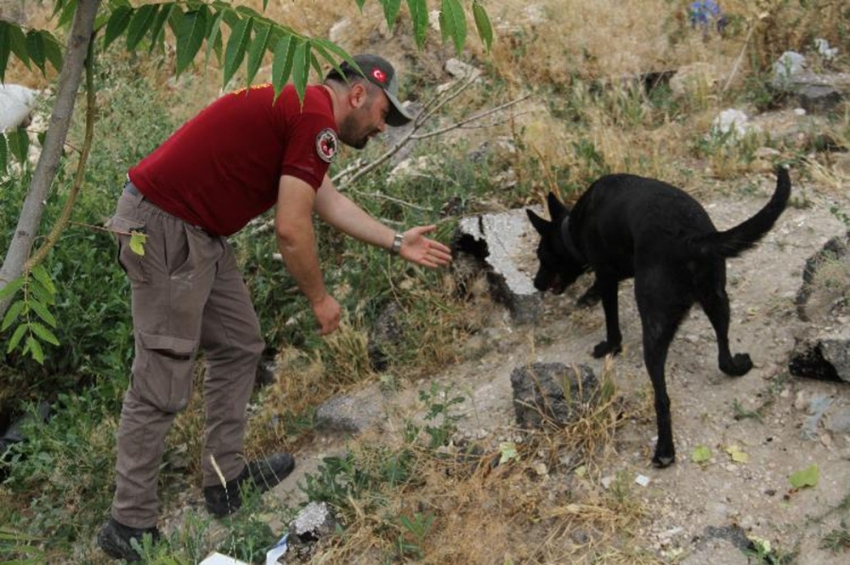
[526,209,551,234]
[546,192,567,218]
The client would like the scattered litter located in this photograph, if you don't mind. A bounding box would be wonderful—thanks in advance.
[199,553,248,565]
[0,84,37,131]
[266,534,288,565]
[813,38,838,60]
[635,474,651,487]
[801,395,832,440]
[688,0,727,34]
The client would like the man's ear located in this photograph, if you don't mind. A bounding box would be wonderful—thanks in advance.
[349,82,368,109]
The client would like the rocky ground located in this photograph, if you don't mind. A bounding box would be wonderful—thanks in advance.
[270,168,850,564]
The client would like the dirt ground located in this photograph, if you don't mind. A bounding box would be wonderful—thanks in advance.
[270,169,850,564]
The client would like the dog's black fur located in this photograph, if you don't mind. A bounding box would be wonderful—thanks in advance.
[527,167,791,467]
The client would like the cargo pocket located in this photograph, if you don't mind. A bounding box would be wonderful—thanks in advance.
[133,331,198,413]
[107,216,148,284]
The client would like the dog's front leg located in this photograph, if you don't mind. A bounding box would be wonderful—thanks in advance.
[592,278,622,358]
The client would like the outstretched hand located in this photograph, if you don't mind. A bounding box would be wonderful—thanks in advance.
[399,225,452,268]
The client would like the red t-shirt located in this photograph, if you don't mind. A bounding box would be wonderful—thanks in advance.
[129,84,337,236]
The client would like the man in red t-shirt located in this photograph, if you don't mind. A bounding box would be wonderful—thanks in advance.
[99,54,452,561]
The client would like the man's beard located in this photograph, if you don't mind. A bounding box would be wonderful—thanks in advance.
[338,114,371,149]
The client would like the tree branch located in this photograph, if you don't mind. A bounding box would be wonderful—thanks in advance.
[25,29,98,272]
[0,0,101,320]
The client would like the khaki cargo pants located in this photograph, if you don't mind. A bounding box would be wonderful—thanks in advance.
[107,182,264,529]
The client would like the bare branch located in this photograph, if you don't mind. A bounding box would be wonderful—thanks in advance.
[410,95,532,141]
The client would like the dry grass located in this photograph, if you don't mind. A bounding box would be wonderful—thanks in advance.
[295,357,653,564]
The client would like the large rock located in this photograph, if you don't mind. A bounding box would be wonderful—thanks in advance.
[510,362,598,429]
[770,51,850,114]
[790,232,850,383]
[453,209,542,323]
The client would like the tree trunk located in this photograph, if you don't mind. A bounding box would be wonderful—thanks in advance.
[0,0,101,319]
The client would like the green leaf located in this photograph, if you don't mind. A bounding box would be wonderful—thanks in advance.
[353,0,366,10]
[126,4,159,51]
[499,441,520,464]
[129,232,147,256]
[29,299,57,329]
[30,264,56,296]
[310,38,353,78]
[380,0,402,28]
[149,3,175,50]
[406,0,429,48]
[26,335,45,364]
[56,0,77,29]
[6,128,29,165]
[245,21,272,86]
[291,40,310,103]
[205,9,225,64]
[0,134,7,172]
[0,21,12,82]
[42,31,63,73]
[104,5,133,50]
[25,31,47,73]
[1,300,25,332]
[7,324,27,353]
[222,16,253,88]
[29,279,56,307]
[691,445,712,464]
[441,0,467,55]
[30,322,60,347]
[271,34,298,99]
[176,8,209,75]
[725,445,748,464]
[8,19,29,68]
[0,277,24,301]
[472,1,493,51]
[789,464,819,489]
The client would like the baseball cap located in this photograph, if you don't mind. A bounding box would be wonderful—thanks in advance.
[325,54,414,127]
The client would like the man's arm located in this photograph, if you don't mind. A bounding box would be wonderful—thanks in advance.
[314,176,452,268]
[276,175,340,335]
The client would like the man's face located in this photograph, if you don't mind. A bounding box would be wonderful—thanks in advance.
[338,86,389,149]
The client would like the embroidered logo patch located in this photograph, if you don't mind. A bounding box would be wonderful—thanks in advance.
[315,128,338,163]
[371,68,387,85]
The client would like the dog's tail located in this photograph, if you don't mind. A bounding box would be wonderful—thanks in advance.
[690,166,791,259]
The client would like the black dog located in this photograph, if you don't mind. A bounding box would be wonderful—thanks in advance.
[527,167,791,467]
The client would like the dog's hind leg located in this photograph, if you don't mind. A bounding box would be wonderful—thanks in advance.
[698,272,753,377]
[640,311,684,468]
[635,273,691,467]
[591,277,623,358]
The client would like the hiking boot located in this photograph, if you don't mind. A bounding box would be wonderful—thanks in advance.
[204,453,295,518]
[97,516,161,562]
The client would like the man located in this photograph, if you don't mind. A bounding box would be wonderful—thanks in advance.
[98,54,452,561]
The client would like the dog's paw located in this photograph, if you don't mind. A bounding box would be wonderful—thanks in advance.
[721,353,753,377]
[592,341,622,358]
[652,452,676,468]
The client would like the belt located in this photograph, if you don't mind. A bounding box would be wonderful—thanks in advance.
[122,180,215,237]
[124,181,142,197]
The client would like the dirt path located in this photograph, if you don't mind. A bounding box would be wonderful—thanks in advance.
[271,174,850,563]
